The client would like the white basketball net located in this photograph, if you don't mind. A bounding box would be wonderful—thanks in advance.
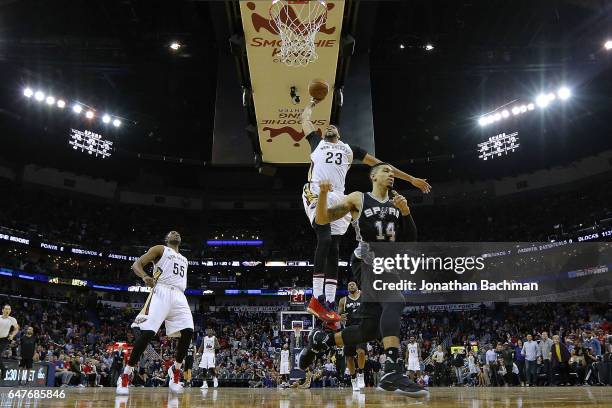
[269,0,329,67]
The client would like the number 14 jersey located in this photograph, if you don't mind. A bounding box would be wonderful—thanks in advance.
[352,192,404,259]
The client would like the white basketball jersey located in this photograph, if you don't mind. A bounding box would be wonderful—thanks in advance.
[308,140,354,195]
[203,336,216,354]
[153,246,188,291]
[408,343,418,359]
[281,349,290,364]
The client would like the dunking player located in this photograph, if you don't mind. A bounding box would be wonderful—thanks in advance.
[116,231,194,395]
[338,281,366,391]
[198,328,219,388]
[301,98,431,327]
[299,163,428,397]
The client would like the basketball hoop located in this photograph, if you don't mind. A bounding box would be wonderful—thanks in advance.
[269,0,329,67]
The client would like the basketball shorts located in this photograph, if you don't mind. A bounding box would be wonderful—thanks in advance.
[131,284,194,337]
[280,361,290,375]
[344,342,367,358]
[302,183,351,236]
[407,358,420,372]
[199,353,216,369]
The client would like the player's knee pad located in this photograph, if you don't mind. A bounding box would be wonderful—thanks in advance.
[180,328,194,338]
[379,302,403,338]
[136,330,156,344]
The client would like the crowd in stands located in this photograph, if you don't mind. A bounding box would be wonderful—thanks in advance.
[1,290,611,388]
[1,177,611,265]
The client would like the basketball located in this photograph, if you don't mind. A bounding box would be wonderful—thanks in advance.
[309,79,329,101]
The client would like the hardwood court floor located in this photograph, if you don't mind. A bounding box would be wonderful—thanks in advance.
[1,386,611,408]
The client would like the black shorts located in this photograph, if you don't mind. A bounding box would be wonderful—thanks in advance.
[344,343,367,357]
[20,358,33,370]
[184,356,194,370]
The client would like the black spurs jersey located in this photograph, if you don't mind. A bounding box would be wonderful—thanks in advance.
[344,293,362,326]
[352,192,412,259]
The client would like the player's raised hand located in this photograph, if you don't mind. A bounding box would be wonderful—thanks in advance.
[318,180,333,193]
[143,276,156,288]
[310,97,320,107]
[391,190,410,215]
[410,177,431,194]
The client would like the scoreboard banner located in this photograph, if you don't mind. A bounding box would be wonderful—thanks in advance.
[1,361,53,387]
[239,0,345,163]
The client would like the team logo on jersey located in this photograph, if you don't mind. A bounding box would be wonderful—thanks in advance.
[378,207,389,219]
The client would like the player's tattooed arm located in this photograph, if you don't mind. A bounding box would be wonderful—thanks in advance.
[315,181,361,224]
[132,245,164,287]
[361,154,431,194]
[301,99,319,137]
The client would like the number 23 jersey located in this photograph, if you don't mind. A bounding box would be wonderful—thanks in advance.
[153,246,188,291]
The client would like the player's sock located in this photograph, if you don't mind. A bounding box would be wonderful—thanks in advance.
[123,365,134,375]
[313,275,325,299]
[313,223,332,299]
[384,347,400,373]
[324,279,337,304]
[175,328,193,363]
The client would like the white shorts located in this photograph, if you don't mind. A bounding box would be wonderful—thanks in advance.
[130,284,194,337]
[199,353,216,369]
[407,358,420,372]
[280,361,290,375]
[302,184,351,236]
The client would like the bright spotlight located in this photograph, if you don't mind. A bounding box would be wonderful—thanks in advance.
[73,104,82,114]
[512,107,520,115]
[605,40,612,50]
[45,96,55,105]
[494,113,502,121]
[112,119,121,128]
[558,87,571,100]
[57,100,66,109]
[527,103,535,111]
[425,44,434,51]
[520,105,527,113]
[23,88,33,98]
[536,94,549,108]
[34,91,45,101]
[547,93,556,102]
[85,110,94,119]
[501,110,509,118]
[479,117,488,126]
[170,42,181,51]
[102,114,111,124]
[399,44,405,49]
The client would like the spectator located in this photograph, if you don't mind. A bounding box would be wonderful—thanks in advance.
[522,334,540,386]
[18,326,36,385]
[551,335,571,385]
[538,331,553,386]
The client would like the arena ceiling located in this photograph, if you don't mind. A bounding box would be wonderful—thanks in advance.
[0,0,611,190]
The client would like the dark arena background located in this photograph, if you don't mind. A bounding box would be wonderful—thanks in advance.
[0,1,612,407]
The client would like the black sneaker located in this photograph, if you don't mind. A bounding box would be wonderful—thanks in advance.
[378,371,429,398]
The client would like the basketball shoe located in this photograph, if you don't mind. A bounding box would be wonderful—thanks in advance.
[168,365,185,394]
[307,296,340,323]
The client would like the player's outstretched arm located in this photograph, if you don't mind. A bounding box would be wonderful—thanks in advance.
[314,181,361,225]
[132,245,164,287]
[301,99,319,137]
[361,154,431,194]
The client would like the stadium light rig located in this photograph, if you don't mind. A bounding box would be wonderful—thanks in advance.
[478,85,571,127]
[23,86,123,128]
